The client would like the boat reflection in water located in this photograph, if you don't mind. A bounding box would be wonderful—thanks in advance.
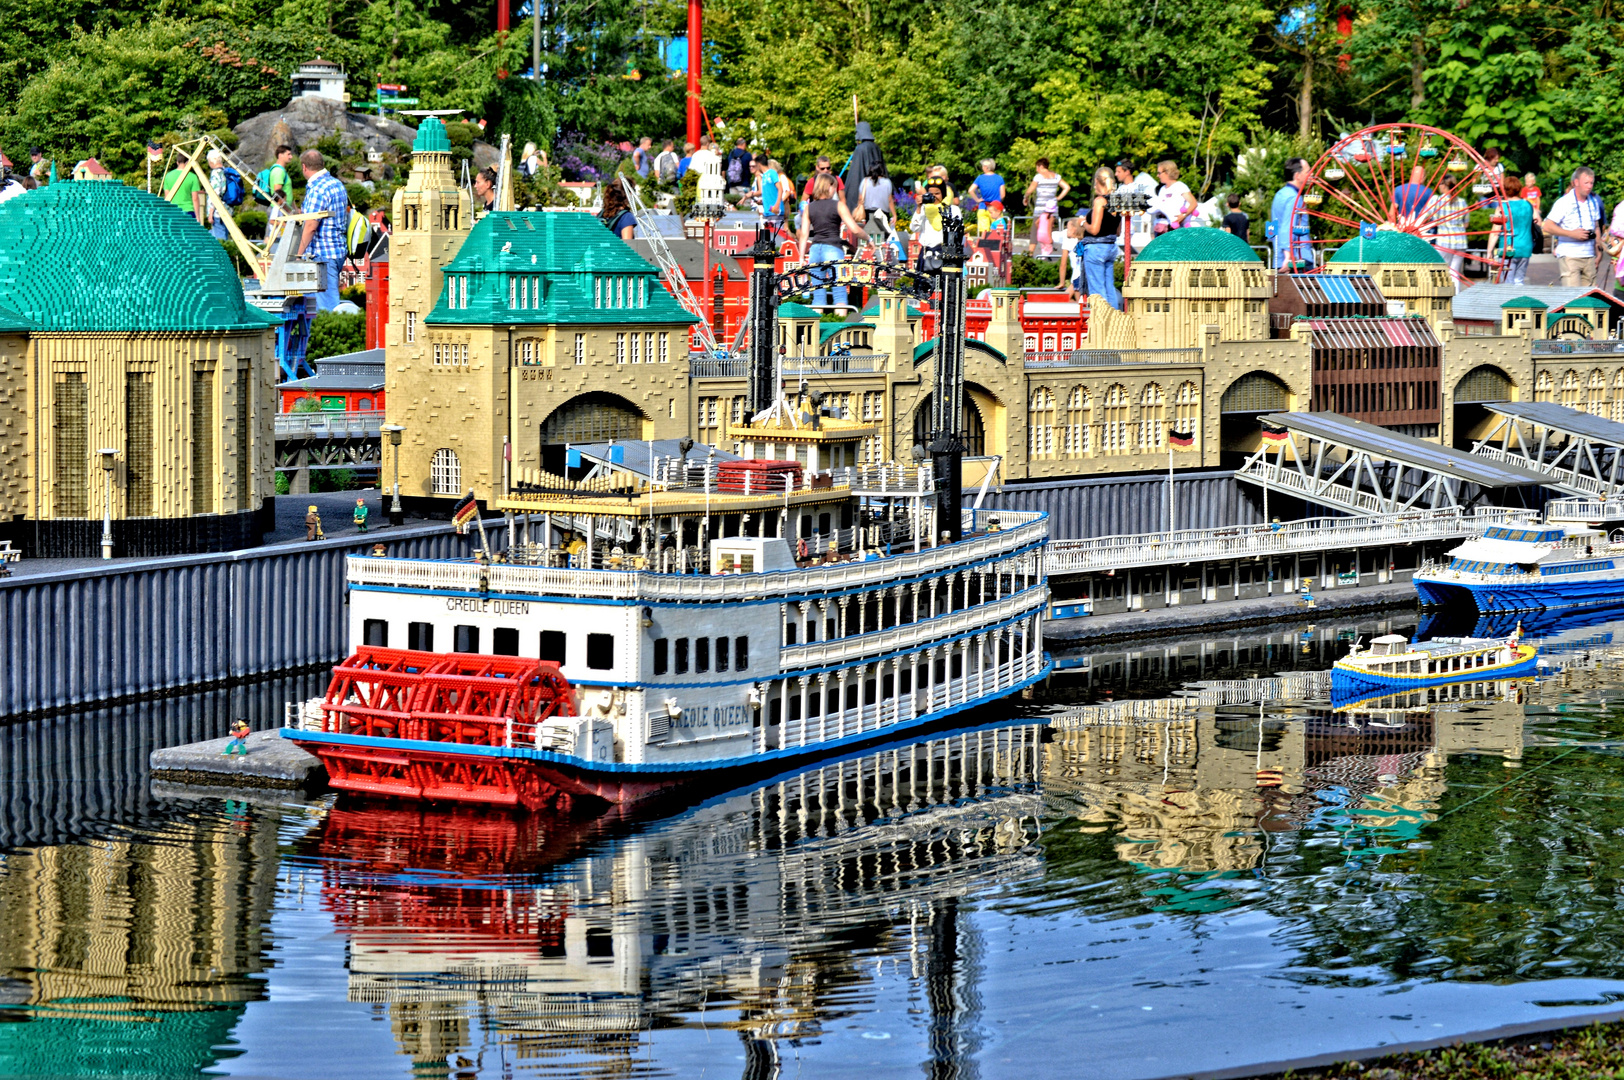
[303,719,1049,1075]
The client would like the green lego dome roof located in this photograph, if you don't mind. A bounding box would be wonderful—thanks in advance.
[1565,295,1614,309]
[777,301,821,319]
[1136,228,1261,263]
[412,117,451,154]
[0,182,277,333]
[1500,295,1548,309]
[1327,229,1444,266]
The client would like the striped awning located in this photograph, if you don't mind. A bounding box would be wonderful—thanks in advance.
[1307,316,1441,350]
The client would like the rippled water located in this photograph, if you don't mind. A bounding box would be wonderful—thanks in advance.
[10,609,1624,1079]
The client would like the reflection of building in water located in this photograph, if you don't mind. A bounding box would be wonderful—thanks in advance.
[1045,678,1526,875]
[0,810,281,1076]
[311,723,1047,1077]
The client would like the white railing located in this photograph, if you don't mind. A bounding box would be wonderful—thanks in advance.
[785,353,886,374]
[780,586,1046,668]
[1532,339,1624,355]
[1024,348,1201,368]
[1469,444,1614,496]
[1548,497,1624,522]
[1235,459,1393,514]
[348,515,1048,602]
[274,410,386,438]
[1047,507,1537,575]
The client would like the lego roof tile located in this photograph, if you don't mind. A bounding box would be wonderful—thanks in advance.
[1500,295,1549,309]
[777,302,822,319]
[412,117,451,154]
[820,321,873,343]
[1326,230,1445,266]
[0,181,280,333]
[1135,228,1262,264]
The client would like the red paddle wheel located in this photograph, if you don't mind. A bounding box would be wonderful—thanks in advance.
[305,647,581,811]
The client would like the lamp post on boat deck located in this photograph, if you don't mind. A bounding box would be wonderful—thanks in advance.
[98,448,117,560]
[383,424,404,526]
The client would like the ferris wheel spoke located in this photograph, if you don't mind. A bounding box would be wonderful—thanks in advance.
[1305,207,1370,231]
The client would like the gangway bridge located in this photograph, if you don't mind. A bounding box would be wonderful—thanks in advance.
[1468,400,1624,499]
[1235,411,1570,517]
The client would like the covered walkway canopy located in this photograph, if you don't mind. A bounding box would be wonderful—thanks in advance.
[1472,400,1624,497]
[1236,411,1571,517]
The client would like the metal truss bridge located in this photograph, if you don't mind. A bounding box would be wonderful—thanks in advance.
[274,410,384,476]
[1469,400,1624,499]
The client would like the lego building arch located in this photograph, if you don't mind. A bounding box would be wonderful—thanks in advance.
[1217,370,1293,460]
[537,392,651,446]
[1451,363,1519,449]
[910,387,991,458]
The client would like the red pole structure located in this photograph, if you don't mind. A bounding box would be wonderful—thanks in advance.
[685,0,702,148]
[496,0,510,78]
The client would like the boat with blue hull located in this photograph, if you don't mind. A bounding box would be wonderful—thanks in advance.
[1331,631,1538,697]
[1413,525,1624,613]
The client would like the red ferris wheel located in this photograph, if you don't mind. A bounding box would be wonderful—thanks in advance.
[1295,123,1507,282]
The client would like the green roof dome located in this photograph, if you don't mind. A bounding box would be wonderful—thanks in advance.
[413,117,451,154]
[777,301,821,319]
[1327,230,1444,266]
[1565,295,1613,309]
[1136,228,1261,263]
[1501,295,1548,309]
[0,182,277,333]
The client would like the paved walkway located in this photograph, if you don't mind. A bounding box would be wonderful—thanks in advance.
[1047,582,1417,646]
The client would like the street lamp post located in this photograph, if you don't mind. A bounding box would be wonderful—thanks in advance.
[98,448,117,560]
[383,424,405,526]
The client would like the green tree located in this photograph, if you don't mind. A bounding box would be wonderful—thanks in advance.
[308,310,366,360]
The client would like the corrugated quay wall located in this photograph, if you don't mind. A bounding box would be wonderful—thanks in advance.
[975,470,1268,540]
[0,520,499,718]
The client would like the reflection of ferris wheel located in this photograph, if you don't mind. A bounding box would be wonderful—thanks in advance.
[1297,123,1504,282]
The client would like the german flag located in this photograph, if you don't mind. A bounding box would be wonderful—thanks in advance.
[451,492,479,533]
[1168,427,1194,448]
[1260,420,1290,444]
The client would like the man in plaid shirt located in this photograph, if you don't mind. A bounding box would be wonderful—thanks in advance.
[294,149,351,311]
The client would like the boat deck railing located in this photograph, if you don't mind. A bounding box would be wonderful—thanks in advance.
[348,510,1047,602]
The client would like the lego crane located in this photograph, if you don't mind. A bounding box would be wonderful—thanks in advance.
[619,175,723,355]
[165,134,332,379]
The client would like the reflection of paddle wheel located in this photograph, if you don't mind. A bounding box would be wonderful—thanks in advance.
[1297,124,1504,284]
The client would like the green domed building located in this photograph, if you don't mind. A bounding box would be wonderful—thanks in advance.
[0,180,279,556]
[1121,227,1273,348]
[1324,228,1455,333]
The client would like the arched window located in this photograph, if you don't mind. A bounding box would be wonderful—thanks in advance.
[1138,383,1166,450]
[1588,369,1606,414]
[1561,370,1580,407]
[1028,387,1056,459]
[431,448,462,495]
[1612,370,1624,422]
[1536,371,1553,403]
[1173,381,1199,448]
[1102,384,1131,454]
[1063,387,1090,456]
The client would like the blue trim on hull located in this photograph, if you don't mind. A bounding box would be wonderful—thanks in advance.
[1414,573,1624,613]
[1331,653,1539,695]
[282,660,1054,780]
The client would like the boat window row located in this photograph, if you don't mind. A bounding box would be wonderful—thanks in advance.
[652,635,749,676]
[361,619,614,669]
[1446,558,1516,575]
[781,559,1039,646]
[1540,560,1614,576]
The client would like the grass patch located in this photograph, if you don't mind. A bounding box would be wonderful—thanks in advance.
[1258,1018,1624,1079]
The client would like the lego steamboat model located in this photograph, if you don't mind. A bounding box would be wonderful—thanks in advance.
[1331,629,1537,698]
[282,443,1051,812]
[1413,524,1624,613]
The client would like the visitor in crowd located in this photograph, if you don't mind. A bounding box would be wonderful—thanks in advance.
[161,151,206,225]
[676,141,695,178]
[1483,146,1506,183]
[1546,167,1605,287]
[1608,188,1624,293]
[752,154,785,227]
[690,136,721,195]
[519,142,546,177]
[28,147,48,186]
[265,145,296,206]
[1270,158,1309,269]
[984,199,1009,234]
[1222,193,1249,241]
[1056,216,1085,296]
[654,139,680,182]
[473,167,498,213]
[926,164,957,205]
[725,138,753,193]
[1081,166,1124,310]
[206,148,231,240]
[910,177,951,271]
[1491,175,1535,286]
[294,148,351,311]
[801,155,846,202]
[599,177,637,240]
[1114,158,1156,237]
[1150,160,1195,232]
[972,160,1005,208]
[1522,172,1545,252]
[1393,164,1432,222]
[1025,158,1068,256]
[855,161,897,258]
[632,136,654,178]
[1430,177,1468,289]
[0,162,25,204]
[799,173,861,313]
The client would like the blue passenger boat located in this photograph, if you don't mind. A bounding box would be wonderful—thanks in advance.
[1331,630,1537,695]
[1413,525,1624,613]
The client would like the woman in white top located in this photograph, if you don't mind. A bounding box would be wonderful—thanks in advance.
[855,163,898,259]
[206,148,230,240]
[1024,157,1070,256]
[519,142,547,178]
[1151,160,1197,232]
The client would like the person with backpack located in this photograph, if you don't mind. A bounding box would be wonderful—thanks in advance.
[1546,166,1605,287]
[725,139,753,195]
[259,145,296,207]
[654,139,679,183]
[206,149,232,239]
